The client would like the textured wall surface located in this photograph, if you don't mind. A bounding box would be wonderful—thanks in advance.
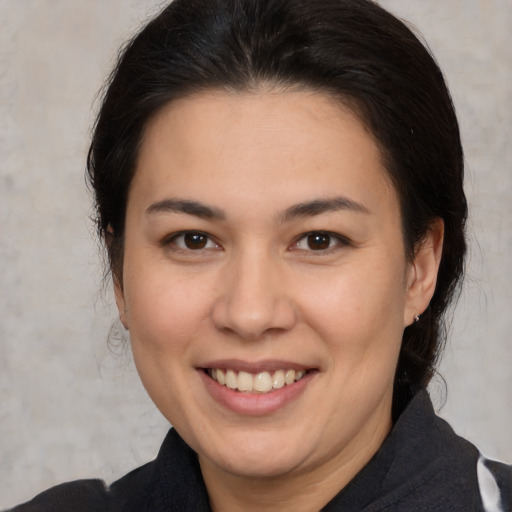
[1,0,511,508]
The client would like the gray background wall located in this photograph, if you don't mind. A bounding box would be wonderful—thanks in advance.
[1,0,510,508]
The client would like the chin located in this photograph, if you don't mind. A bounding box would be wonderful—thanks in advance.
[198,430,312,479]
[214,452,305,479]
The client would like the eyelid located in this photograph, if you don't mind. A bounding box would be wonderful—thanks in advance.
[291,231,351,252]
[162,230,221,251]
[161,230,350,253]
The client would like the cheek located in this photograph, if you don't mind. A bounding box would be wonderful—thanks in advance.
[296,260,407,357]
[122,265,214,421]
[123,262,215,353]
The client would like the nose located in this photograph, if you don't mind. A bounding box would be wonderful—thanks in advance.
[211,249,297,340]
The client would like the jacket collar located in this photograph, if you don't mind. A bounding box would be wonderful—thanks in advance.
[121,388,482,511]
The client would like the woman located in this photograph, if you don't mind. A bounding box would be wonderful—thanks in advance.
[9,0,511,510]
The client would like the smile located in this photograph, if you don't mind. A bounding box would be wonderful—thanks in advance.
[207,368,307,394]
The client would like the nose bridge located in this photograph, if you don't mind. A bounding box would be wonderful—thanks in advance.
[212,243,295,339]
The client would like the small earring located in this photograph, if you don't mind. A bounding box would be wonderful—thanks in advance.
[414,314,420,323]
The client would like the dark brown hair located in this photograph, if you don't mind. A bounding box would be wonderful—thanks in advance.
[87,0,467,399]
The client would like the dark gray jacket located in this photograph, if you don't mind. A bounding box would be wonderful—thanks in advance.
[8,388,512,511]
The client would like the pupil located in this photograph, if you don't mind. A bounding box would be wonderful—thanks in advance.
[307,233,330,250]
[184,233,207,249]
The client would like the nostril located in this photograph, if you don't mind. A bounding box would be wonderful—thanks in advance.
[211,293,297,340]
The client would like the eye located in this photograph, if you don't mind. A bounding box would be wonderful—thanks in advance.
[167,231,219,251]
[293,231,348,252]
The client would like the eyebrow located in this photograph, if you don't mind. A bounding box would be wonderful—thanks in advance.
[145,196,370,222]
[280,196,370,222]
[145,198,226,220]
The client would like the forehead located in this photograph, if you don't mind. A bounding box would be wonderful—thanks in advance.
[131,89,397,217]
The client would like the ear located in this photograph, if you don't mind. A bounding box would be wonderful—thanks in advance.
[106,225,129,331]
[114,275,129,330]
[404,218,444,326]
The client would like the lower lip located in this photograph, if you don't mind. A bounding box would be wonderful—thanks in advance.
[199,370,315,416]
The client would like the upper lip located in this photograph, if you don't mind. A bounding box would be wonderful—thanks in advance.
[199,359,314,373]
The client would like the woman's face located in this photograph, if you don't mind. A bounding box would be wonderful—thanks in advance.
[116,90,439,482]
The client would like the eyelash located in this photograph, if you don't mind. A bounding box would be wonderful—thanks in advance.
[163,231,221,252]
[291,231,350,253]
[163,230,350,254]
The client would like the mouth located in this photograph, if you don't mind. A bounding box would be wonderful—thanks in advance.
[204,368,309,394]
[199,362,317,415]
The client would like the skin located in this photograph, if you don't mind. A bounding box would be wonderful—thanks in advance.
[115,89,443,512]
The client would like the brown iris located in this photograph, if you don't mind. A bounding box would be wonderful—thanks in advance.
[184,232,208,249]
[307,233,331,250]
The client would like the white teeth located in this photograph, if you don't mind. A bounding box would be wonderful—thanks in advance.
[216,368,225,385]
[237,371,253,392]
[253,371,273,392]
[208,368,308,394]
[285,369,296,385]
[272,370,285,389]
[295,370,306,381]
[225,369,238,389]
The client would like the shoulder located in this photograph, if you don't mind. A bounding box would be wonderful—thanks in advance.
[5,479,109,512]
[390,389,512,512]
[354,388,512,512]
[4,429,209,512]
[5,462,155,512]
[477,455,512,512]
